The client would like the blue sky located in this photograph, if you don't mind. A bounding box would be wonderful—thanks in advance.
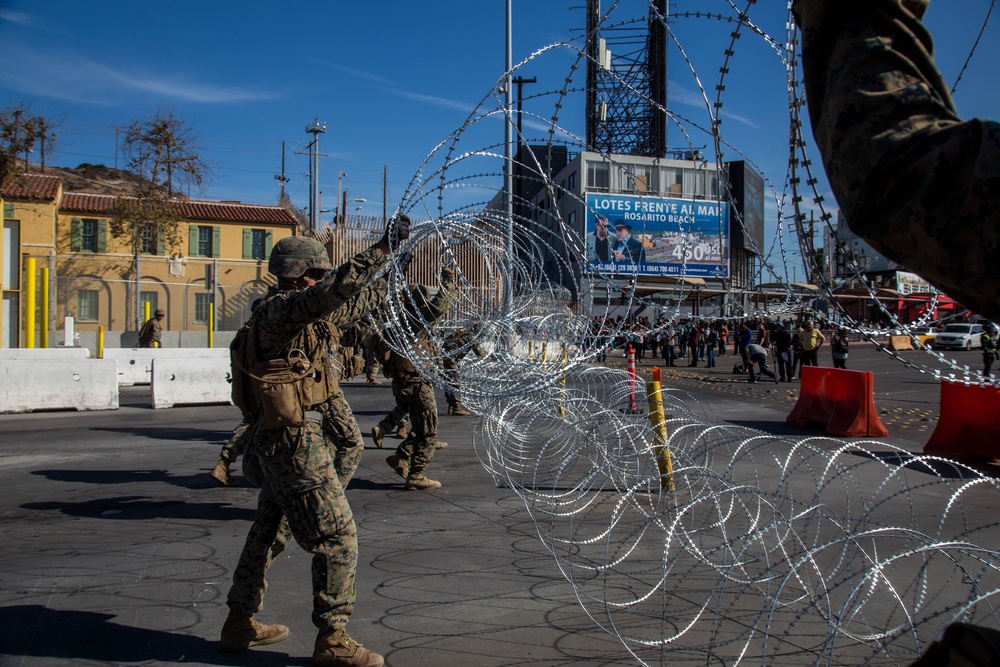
[1,0,997,279]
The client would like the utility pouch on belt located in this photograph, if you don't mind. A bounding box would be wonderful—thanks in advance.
[253,346,333,430]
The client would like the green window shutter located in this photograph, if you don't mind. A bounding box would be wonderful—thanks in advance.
[189,226,199,256]
[212,226,221,258]
[71,218,82,252]
[157,229,165,256]
[264,230,273,258]
[97,219,107,253]
[3,203,13,218]
[242,228,252,259]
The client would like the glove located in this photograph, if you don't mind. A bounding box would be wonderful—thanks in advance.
[382,214,411,250]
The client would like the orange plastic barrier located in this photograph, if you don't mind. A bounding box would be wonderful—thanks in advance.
[923,381,1000,461]
[786,366,889,437]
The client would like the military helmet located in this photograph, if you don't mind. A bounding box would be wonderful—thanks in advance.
[268,236,333,278]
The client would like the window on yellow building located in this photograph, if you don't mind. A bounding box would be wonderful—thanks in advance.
[77,290,99,321]
[194,293,211,324]
[71,218,107,253]
[140,224,164,255]
[243,228,273,260]
[189,225,221,258]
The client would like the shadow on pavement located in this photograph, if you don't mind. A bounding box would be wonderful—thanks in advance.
[0,605,304,665]
[22,495,255,521]
[849,450,1000,480]
[91,426,231,442]
[32,468,222,489]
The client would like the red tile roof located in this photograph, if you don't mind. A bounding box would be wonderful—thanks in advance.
[60,192,298,226]
[0,174,61,201]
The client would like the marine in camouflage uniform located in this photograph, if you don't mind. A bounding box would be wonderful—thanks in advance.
[793,0,1000,319]
[381,268,457,490]
[220,226,407,667]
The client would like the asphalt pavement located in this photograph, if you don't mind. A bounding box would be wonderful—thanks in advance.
[0,345,994,666]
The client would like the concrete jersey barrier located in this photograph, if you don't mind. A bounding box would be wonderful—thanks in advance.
[0,348,91,360]
[103,348,230,386]
[151,357,234,409]
[0,359,118,413]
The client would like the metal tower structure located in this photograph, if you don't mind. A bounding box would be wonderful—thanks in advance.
[586,0,669,157]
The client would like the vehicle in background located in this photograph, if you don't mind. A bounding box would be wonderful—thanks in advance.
[932,323,983,350]
[909,326,937,349]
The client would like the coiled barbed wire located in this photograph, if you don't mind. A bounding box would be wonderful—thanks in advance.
[373,1,1000,664]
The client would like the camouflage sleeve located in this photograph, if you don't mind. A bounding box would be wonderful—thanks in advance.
[421,270,458,329]
[327,279,388,328]
[267,245,389,333]
[794,0,1000,319]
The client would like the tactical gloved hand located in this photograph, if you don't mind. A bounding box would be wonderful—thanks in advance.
[382,214,411,251]
[440,264,457,288]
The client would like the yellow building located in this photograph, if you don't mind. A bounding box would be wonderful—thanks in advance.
[2,173,298,347]
[1,174,62,348]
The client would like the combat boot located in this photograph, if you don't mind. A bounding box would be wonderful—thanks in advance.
[405,474,442,490]
[435,440,448,449]
[370,425,384,448]
[365,376,382,385]
[386,454,409,478]
[449,404,472,416]
[394,425,407,438]
[218,611,289,653]
[313,628,383,667]
[210,459,236,487]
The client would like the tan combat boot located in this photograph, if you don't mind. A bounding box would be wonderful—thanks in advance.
[365,376,382,385]
[395,425,407,439]
[313,628,383,666]
[370,425,384,449]
[405,474,442,490]
[218,611,289,652]
[210,459,236,487]
[449,404,472,416]
[386,454,409,478]
[435,440,448,450]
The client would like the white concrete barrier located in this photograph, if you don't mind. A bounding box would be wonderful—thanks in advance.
[151,357,234,409]
[0,359,118,413]
[103,348,230,386]
[0,347,91,360]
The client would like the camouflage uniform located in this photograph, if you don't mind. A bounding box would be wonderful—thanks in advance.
[138,312,163,348]
[793,0,1000,319]
[382,271,457,487]
[225,244,388,634]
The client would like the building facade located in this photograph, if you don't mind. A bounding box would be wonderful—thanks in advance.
[1,173,298,347]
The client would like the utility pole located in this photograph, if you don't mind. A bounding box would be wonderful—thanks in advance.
[274,140,289,199]
[503,0,513,313]
[383,165,388,224]
[336,170,346,227]
[306,119,327,234]
[511,75,536,226]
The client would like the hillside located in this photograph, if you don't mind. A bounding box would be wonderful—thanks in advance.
[36,163,157,196]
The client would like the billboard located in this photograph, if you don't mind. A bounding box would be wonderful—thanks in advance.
[584,192,729,278]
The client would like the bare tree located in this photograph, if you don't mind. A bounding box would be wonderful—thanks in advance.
[0,103,54,190]
[108,107,210,329]
[109,107,209,257]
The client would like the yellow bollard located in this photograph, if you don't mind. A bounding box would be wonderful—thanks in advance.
[40,267,49,348]
[558,344,568,417]
[144,301,151,323]
[528,341,533,362]
[24,257,36,348]
[208,302,214,348]
[541,341,547,363]
[646,380,674,491]
[98,326,105,359]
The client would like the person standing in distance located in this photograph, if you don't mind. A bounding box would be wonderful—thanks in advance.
[798,320,825,368]
[139,309,165,348]
[218,215,409,667]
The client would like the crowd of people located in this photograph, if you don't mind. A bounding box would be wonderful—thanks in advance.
[587,314,859,383]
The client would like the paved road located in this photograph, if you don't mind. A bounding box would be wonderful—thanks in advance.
[0,345,993,666]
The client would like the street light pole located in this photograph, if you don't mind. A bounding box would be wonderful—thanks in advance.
[306,119,327,235]
[503,0,513,314]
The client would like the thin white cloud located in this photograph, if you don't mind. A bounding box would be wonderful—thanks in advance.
[373,85,475,113]
[668,80,764,130]
[0,47,275,104]
[306,58,396,86]
[0,9,32,26]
